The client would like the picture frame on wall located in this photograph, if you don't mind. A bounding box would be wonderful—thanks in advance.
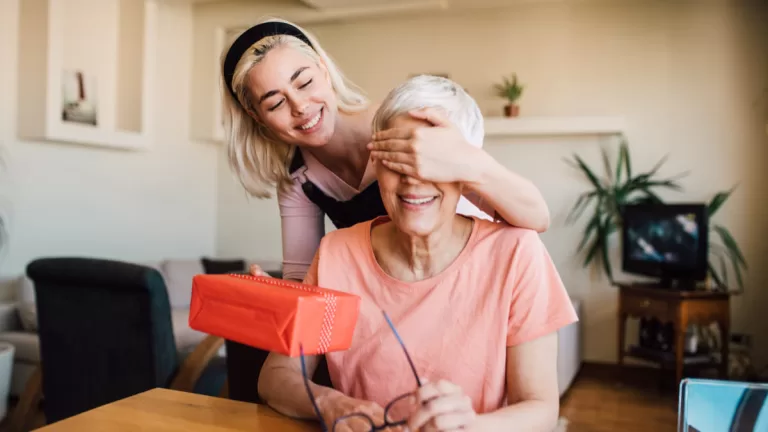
[61,70,98,126]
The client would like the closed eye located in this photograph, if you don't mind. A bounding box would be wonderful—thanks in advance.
[268,99,284,111]
[267,78,313,111]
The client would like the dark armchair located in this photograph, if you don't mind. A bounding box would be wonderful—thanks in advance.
[8,257,226,431]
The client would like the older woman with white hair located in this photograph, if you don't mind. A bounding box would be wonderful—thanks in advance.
[257,75,578,432]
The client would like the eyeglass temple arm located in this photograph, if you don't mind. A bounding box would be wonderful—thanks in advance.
[382,311,422,387]
[300,345,330,432]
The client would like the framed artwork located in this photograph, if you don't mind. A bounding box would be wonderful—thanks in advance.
[61,70,98,126]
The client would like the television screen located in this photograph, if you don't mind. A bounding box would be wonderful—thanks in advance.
[621,203,708,282]
[626,212,700,266]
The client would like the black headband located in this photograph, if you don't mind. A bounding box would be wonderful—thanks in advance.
[223,21,314,101]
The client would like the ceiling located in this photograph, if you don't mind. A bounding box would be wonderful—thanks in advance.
[298,0,439,7]
[173,0,559,8]
[174,0,573,22]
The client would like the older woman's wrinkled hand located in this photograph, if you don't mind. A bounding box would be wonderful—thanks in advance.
[407,379,477,432]
[368,107,485,184]
[316,392,390,432]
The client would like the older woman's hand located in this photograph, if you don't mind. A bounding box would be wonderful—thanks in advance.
[407,379,477,431]
[317,393,390,432]
[368,107,484,184]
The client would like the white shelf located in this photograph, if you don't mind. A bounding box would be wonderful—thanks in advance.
[17,0,158,150]
[484,116,625,137]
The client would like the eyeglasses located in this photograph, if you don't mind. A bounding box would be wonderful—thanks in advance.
[300,310,422,432]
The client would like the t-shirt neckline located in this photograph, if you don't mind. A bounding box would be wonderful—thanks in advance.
[364,215,479,291]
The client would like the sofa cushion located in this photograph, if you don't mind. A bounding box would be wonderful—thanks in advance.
[0,331,40,363]
[15,276,37,332]
[160,260,204,308]
[171,308,207,353]
[201,258,246,275]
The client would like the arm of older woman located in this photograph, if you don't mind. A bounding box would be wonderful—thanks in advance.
[257,255,389,431]
[368,107,550,232]
[407,332,560,432]
[258,353,387,430]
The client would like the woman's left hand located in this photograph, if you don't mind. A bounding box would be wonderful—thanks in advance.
[407,379,477,432]
[368,108,484,184]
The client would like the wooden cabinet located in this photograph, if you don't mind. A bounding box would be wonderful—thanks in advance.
[617,283,731,386]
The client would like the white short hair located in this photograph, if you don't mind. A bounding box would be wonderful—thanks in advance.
[372,75,484,148]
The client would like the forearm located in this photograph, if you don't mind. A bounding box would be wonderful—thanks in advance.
[465,151,550,232]
[472,399,559,432]
[258,361,344,420]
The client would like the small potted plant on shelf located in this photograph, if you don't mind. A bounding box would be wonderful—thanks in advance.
[494,73,524,117]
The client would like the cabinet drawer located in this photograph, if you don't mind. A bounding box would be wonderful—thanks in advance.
[622,295,670,318]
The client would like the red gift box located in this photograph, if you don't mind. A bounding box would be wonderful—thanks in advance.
[189,274,360,357]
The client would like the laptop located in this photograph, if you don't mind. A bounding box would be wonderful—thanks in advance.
[678,378,768,432]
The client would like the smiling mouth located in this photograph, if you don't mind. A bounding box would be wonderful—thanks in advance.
[297,108,323,131]
[399,195,438,208]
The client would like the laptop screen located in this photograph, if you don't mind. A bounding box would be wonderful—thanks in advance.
[678,378,768,432]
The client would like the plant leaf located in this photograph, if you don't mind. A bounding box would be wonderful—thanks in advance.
[583,233,601,267]
[723,245,745,291]
[643,179,684,191]
[601,147,613,184]
[622,138,632,180]
[566,191,597,225]
[566,193,588,225]
[562,156,579,170]
[732,254,744,291]
[600,217,614,282]
[718,253,728,288]
[577,213,601,252]
[713,224,747,269]
[708,186,736,217]
[646,153,669,178]
[636,188,664,204]
[708,262,724,289]
[573,154,605,192]
[615,141,628,184]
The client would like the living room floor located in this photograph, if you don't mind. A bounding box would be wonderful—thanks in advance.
[561,363,679,432]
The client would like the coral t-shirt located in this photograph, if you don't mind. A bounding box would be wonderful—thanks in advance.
[303,216,578,414]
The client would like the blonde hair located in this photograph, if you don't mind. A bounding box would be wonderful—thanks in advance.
[221,18,369,198]
[372,75,484,148]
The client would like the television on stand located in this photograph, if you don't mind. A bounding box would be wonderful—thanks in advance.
[620,203,709,291]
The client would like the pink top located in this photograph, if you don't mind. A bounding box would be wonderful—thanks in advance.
[304,216,578,414]
[278,149,495,281]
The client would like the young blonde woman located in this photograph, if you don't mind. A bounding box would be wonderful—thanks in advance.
[221,18,550,283]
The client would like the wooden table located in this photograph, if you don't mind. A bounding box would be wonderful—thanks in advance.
[617,283,731,386]
[35,388,320,431]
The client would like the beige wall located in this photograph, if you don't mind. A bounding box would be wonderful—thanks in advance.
[203,1,768,365]
[0,1,219,282]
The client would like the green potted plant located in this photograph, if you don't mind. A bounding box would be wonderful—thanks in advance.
[706,187,747,292]
[567,140,748,291]
[493,73,524,117]
[565,138,686,283]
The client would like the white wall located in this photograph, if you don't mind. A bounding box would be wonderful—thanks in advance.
[198,1,768,366]
[0,0,219,284]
